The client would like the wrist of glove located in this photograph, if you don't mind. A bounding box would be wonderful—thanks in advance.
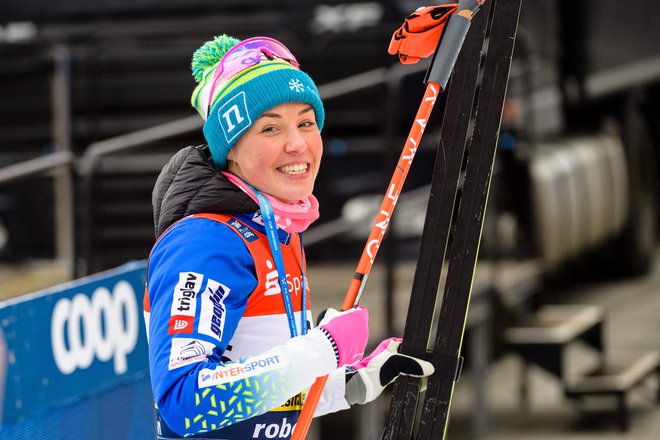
[344,337,435,405]
[317,306,369,368]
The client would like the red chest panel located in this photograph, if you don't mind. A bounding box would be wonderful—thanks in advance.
[191,213,310,317]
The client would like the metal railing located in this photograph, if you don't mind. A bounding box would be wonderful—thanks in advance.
[0,151,74,185]
[0,54,429,277]
[0,61,426,184]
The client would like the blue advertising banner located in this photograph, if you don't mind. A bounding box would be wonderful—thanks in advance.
[0,261,154,438]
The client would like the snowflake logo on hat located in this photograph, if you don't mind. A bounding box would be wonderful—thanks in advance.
[289,79,304,93]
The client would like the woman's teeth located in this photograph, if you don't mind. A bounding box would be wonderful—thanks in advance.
[278,164,308,175]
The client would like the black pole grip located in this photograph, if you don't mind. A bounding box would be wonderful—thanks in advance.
[425,0,484,88]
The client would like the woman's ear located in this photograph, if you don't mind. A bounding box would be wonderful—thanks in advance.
[226,151,238,173]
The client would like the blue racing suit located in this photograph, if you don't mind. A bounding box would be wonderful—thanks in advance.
[145,146,348,439]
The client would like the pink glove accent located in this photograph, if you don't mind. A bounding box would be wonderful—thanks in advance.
[353,337,402,370]
[318,306,369,367]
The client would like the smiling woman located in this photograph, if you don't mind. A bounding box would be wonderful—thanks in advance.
[142,34,433,440]
[227,103,323,203]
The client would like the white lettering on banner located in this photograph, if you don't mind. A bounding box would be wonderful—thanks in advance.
[51,281,139,375]
[198,279,229,342]
[198,353,287,388]
[253,418,294,438]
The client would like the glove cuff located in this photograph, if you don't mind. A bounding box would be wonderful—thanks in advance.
[345,370,368,405]
[345,368,380,405]
[318,327,340,368]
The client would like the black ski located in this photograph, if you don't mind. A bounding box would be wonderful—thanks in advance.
[382,3,492,439]
[384,0,522,438]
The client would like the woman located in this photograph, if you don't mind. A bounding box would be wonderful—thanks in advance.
[144,34,433,439]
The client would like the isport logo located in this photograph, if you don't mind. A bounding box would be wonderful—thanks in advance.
[50,281,139,375]
[198,353,287,388]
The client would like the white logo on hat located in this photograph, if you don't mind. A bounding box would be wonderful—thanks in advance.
[289,79,304,93]
[222,105,245,132]
[218,92,252,143]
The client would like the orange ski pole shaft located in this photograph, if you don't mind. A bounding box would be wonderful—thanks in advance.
[341,82,442,310]
[292,2,487,437]
[292,82,441,439]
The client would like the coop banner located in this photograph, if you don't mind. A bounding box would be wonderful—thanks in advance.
[0,261,148,425]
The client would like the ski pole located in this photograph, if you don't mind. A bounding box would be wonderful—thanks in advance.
[291,1,486,438]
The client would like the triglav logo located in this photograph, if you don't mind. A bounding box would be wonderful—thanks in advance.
[51,281,139,375]
[169,272,203,335]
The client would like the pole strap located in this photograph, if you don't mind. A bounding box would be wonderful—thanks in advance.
[388,5,458,65]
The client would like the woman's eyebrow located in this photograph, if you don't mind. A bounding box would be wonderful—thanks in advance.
[259,111,282,119]
[298,105,314,115]
[258,105,314,120]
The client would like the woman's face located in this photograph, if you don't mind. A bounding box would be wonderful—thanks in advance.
[227,102,323,203]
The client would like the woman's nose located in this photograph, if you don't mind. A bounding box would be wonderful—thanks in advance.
[284,129,308,154]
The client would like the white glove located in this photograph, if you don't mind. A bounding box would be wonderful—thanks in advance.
[344,337,434,405]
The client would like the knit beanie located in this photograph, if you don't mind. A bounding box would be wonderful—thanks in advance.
[190,35,325,169]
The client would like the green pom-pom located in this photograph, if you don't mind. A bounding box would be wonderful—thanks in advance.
[191,34,241,83]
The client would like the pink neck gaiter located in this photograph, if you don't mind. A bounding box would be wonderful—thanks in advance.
[222,172,320,233]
